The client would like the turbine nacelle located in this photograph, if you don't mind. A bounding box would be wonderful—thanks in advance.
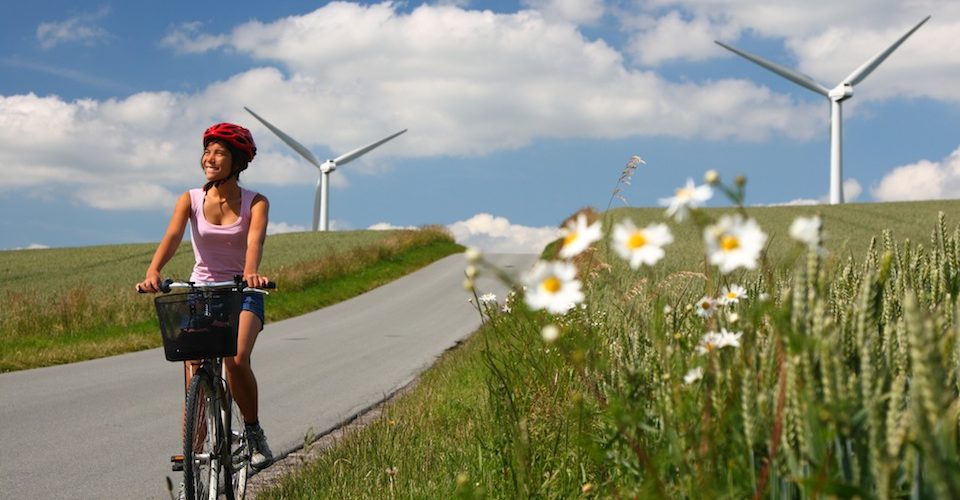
[320,160,337,174]
[829,83,853,102]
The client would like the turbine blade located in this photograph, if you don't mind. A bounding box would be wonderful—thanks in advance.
[843,15,930,86]
[715,40,830,97]
[244,107,324,169]
[334,129,408,166]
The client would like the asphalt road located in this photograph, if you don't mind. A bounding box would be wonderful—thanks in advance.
[0,252,536,499]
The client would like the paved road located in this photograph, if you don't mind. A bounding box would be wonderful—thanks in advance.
[0,253,536,499]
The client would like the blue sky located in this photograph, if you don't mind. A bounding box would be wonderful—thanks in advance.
[1,0,957,251]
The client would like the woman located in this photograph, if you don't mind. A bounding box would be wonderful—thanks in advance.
[137,122,273,471]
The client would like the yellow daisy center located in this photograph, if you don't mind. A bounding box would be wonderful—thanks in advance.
[726,291,737,299]
[701,301,712,310]
[542,276,562,294]
[675,187,692,198]
[720,234,740,252]
[628,231,647,249]
[563,232,578,247]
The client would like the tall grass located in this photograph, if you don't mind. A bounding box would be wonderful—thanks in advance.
[0,227,459,372]
[259,189,959,498]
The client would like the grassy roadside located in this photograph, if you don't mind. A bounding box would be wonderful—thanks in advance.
[256,200,960,498]
[0,229,462,372]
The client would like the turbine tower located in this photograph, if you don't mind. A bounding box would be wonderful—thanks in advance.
[716,16,929,204]
[244,107,407,231]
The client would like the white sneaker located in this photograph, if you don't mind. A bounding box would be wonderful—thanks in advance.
[246,425,274,470]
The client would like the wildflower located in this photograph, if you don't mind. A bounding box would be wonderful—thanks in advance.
[522,260,584,314]
[718,284,747,305]
[704,214,767,274]
[612,220,673,269]
[659,178,712,221]
[541,324,560,343]
[696,329,743,354]
[465,265,478,279]
[464,247,482,263]
[386,466,398,476]
[462,278,474,291]
[789,215,822,249]
[727,312,740,324]
[582,483,595,494]
[663,304,673,314]
[478,293,497,304]
[695,296,716,318]
[704,169,719,185]
[684,367,704,384]
[558,213,602,259]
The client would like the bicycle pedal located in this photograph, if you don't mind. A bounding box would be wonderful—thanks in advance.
[170,454,184,472]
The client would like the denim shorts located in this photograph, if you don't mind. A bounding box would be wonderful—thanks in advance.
[241,292,265,324]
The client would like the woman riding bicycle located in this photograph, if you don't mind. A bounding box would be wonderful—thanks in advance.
[137,122,274,473]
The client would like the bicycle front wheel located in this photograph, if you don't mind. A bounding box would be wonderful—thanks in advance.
[184,369,221,500]
[224,386,249,499]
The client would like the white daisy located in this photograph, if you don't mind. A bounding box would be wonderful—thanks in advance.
[522,261,585,315]
[683,367,704,384]
[611,220,673,269]
[659,178,713,221]
[541,324,560,343]
[558,213,602,259]
[695,296,716,318]
[696,329,743,355]
[479,293,497,304]
[718,284,747,305]
[704,215,767,274]
[789,215,822,249]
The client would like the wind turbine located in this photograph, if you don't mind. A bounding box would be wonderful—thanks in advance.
[715,16,930,204]
[244,106,407,231]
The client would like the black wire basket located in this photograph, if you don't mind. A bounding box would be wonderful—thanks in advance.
[154,290,242,362]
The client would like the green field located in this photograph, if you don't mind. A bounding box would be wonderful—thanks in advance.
[0,227,461,372]
[260,199,960,499]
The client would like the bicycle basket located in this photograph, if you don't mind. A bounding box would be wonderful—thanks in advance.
[154,289,242,362]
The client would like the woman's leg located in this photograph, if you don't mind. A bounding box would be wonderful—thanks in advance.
[224,310,262,424]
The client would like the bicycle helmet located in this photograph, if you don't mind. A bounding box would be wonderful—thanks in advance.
[203,122,257,162]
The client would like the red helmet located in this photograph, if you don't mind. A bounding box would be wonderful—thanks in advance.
[203,122,257,162]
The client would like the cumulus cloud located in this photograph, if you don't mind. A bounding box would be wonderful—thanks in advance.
[368,222,417,230]
[447,213,560,253]
[267,221,309,234]
[872,146,960,201]
[0,2,832,214]
[521,0,605,25]
[631,0,960,101]
[36,7,113,49]
[765,177,862,205]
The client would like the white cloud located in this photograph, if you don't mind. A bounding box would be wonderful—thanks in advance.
[764,177,862,205]
[447,213,560,253]
[626,11,740,66]
[368,222,416,230]
[2,243,50,251]
[36,7,112,49]
[872,146,960,201]
[76,182,178,211]
[267,221,308,234]
[521,0,605,25]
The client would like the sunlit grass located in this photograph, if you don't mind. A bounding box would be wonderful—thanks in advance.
[258,190,959,498]
[0,227,461,372]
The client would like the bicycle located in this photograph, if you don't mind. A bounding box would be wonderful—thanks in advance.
[142,276,274,500]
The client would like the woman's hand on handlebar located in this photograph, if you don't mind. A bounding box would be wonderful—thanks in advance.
[243,273,271,289]
[136,271,164,293]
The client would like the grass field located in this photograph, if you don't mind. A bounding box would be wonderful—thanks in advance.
[259,198,960,499]
[0,227,461,372]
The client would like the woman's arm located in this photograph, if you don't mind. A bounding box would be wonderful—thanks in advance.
[137,192,191,292]
[243,193,270,288]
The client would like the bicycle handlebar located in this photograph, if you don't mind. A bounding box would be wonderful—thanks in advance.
[137,275,276,294]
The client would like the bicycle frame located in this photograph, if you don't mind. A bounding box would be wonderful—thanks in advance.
[147,276,272,500]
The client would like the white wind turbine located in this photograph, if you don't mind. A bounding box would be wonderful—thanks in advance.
[244,106,407,231]
[715,16,930,204]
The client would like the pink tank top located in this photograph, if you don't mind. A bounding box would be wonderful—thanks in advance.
[188,187,256,282]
